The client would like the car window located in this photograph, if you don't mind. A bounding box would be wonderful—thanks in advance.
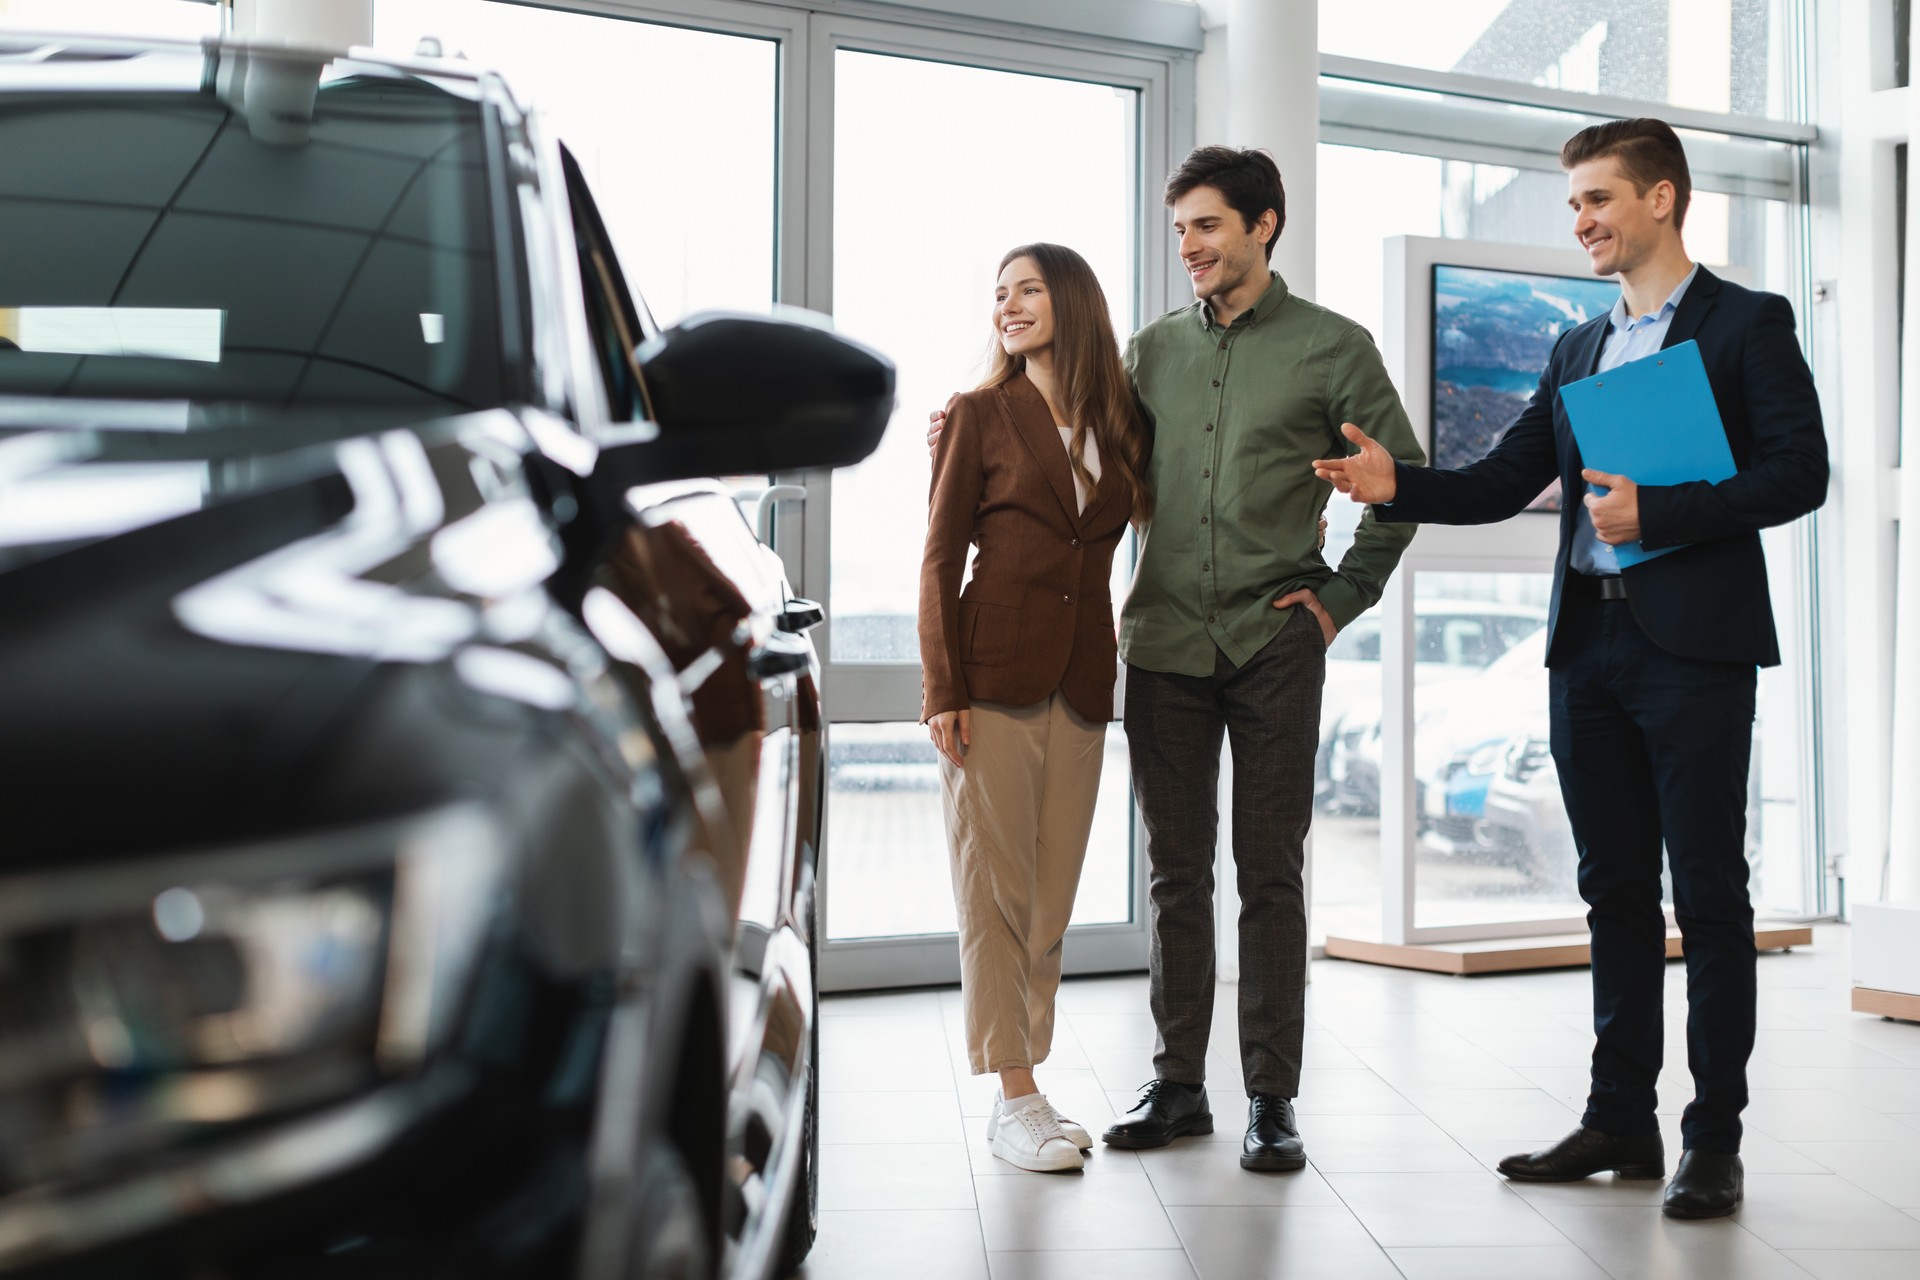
[558,145,651,424]
[0,58,505,409]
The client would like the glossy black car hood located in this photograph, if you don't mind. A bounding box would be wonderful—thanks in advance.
[0,401,549,865]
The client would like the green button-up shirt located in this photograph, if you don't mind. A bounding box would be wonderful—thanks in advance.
[1120,272,1426,677]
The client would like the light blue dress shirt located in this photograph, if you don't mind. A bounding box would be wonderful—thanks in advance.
[1569,263,1701,576]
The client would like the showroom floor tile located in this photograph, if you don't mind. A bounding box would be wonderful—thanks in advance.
[798,926,1920,1279]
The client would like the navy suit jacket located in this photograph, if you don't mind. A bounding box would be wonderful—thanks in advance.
[1375,266,1828,669]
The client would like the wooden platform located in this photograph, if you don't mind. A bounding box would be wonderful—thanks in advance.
[1323,924,1814,976]
[1852,986,1920,1022]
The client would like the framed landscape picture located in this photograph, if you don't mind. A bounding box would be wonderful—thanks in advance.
[1430,264,1620,512]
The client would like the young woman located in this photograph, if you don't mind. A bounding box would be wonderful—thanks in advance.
[918,243,1152,1173]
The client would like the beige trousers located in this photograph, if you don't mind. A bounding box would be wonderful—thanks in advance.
[940,691,1105,1074]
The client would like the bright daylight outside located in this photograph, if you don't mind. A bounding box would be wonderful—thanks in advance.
[825,52,1138,941]
[375,0,778,327]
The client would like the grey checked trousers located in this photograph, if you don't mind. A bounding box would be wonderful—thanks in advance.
[1123,608,1323,1098]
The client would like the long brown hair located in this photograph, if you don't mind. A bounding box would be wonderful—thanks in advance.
[983,243,1153,526]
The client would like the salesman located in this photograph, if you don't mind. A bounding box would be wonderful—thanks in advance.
[1315,117,1827,1220]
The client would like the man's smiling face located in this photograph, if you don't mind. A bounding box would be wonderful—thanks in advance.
[1170,185,1274,305]
[1567,155,1673,278]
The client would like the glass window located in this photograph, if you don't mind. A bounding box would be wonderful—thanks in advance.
[1315,577,1552,940]
[827,50,1137,662]
[1900,143,1908,451]
[1326,617,1381,663]
[1405,571,1578,930]
[1401,567,1808,929]
[1751,523,1812,916]
[825,722,1133,941]
[374,0,777,327]
[1318,0,1799,119]
[0,0,217,38]
[1899,0,1913,89]
[1314,714,1384,943]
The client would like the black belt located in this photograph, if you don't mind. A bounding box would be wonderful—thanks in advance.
[1568,570,1629,601]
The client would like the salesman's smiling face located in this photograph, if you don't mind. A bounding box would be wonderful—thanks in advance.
[1171,185,1274,305]
[1567,155,1674,277]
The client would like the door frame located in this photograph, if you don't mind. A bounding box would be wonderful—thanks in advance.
[787,13,1193,990]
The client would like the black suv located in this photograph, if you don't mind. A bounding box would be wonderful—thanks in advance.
[0,33,889,1280]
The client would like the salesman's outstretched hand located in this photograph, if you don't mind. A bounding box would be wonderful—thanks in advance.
[1581,468,1642,545]
[1313,423,1398,504]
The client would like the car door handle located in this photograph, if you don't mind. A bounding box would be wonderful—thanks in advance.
[748,630,811,679]
[777,598,823,633]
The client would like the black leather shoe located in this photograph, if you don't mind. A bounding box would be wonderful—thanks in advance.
[1240,1094,1307,1171]
[1102,1080,1212,1149]
[1663,1150,1743,1219]
[1497,1127,1665,1182]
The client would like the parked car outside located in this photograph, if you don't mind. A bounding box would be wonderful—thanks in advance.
[1317,599,1548,815]
[1476,694,1767,900]
[1404,630,1572,887]
[1479,713,1574,889]
[0,31,889,1280]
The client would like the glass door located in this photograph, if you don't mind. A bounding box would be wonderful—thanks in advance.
[799,19,1182,989]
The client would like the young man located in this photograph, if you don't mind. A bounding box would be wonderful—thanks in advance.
[1317,118,1827,1217]
[1101,146,1424,1170]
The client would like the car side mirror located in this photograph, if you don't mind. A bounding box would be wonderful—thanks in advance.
[606,310,894,484]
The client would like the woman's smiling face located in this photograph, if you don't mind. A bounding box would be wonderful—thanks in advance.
[994,256,1053,358]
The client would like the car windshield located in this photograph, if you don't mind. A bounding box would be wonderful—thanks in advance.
[0,43,504,411]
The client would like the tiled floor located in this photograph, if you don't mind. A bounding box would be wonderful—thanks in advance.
[800,926,1920,1280]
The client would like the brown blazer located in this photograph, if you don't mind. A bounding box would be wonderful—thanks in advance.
[919,373,1131,724]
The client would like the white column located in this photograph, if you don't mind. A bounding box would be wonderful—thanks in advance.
[230,0,373,46]
[1889,2,1920,902]
[1194,1,1230,150]
[1227,0,1318,298]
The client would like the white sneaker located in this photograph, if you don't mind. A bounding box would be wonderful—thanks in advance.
[989,1096,1084,1172]
[989,1090,1092,1150]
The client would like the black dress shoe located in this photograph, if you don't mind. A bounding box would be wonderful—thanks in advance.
[1497,1127,1665,1182]
[1663,1150,1743,1219]
[1102,1080,1212,1149]
[1240,1094,1307,1171]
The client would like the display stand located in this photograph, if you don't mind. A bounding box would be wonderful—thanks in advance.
[1851,902,1920,1020]
[1326,924,1813,976]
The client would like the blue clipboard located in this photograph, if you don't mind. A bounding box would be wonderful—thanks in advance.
[1559,339,1735,568]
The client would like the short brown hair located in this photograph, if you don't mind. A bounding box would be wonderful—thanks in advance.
[1163,145,1285,261]
[1560,117,1693,230]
